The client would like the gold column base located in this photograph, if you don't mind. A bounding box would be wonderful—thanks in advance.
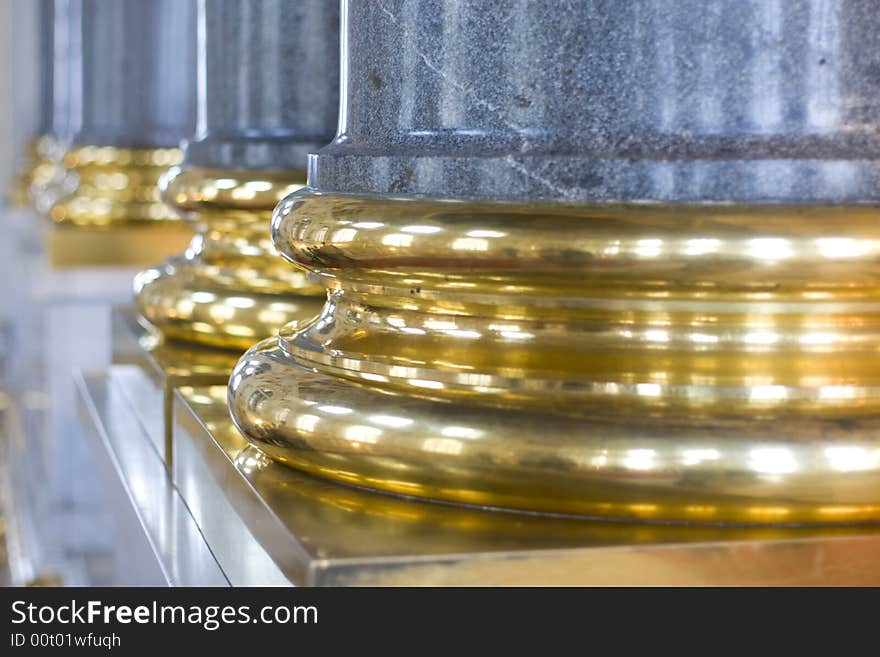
[49,145,184,227]
[41,145,194,267]
[228,193,880,525]
[10,135,71,211]
[180,385,880,585]
[135,167,324,351]
[46,224,193,269]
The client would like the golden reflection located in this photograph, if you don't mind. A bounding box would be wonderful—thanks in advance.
[178,384,880,585]
[11,134,73,212]
[49,145,183,227]
[226,194,880,523]
[9,136,45,207]
[135,167,324,349]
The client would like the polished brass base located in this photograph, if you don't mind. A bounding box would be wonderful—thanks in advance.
[15,135,72,212]
[135,167,324,350]
[180,385,880,585]
[49,145,183,227]
[228,193,880,524]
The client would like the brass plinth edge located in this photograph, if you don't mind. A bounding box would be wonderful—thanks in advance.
[46,223,193,269]
[228,191,880,524]
[135,167,324,350]
[181,384,880,585]
[49,145,183,228]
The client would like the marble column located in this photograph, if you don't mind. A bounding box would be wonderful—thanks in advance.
[48,0,197,230]
[229,0,880,524]
[134,0,339,351]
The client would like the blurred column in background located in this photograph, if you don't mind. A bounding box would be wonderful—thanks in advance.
[101,0,340,463]
[27,0,80,215]
[135,0,338,357]
[45,0,197,267]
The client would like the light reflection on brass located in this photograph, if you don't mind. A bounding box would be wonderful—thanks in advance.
[127,319,241,465]
[49,145,183,227]
[19,134,74,213]
[135,167,324,350]
[227,193,880,524]
[183,385,880,585]
[138,328,241,381]
[37,143,193,267]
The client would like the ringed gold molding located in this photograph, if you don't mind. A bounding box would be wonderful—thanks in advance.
[228,192,880,524]
[49,145,183,227]
[134,167,324,350]
[21,134,72,213]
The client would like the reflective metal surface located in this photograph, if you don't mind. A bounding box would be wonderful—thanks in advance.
[50,146,185,228]
[135,0,337,350]
[135,167,324,349]
[111,306,239,463]
[227,193,880,523]
[28,134,74,213]
[76,370,228,585]
[0,210,152,585]
[184,385,880,585]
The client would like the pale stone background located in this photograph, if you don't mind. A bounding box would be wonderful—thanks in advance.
[1,0,42,202]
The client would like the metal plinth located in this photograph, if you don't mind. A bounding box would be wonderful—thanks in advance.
[176,385,880,586]
[1,212,160,585]
[75,368,228,586]
[46,223,193,268]
[111,306,240,462]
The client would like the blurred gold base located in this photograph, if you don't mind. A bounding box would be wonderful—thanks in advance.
[135,167,324,350]
[47,223,193,268]
[9,134,68,210]
[182,386,880,585]
[30,135,73,213]
[49,145,183,228]
[229,193,880,525]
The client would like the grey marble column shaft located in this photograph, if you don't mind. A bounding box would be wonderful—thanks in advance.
[310,0,880,205]
[48,0,79,143]
[185,0,339,171]
[70,0,197,149]
[36,0,54,137]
